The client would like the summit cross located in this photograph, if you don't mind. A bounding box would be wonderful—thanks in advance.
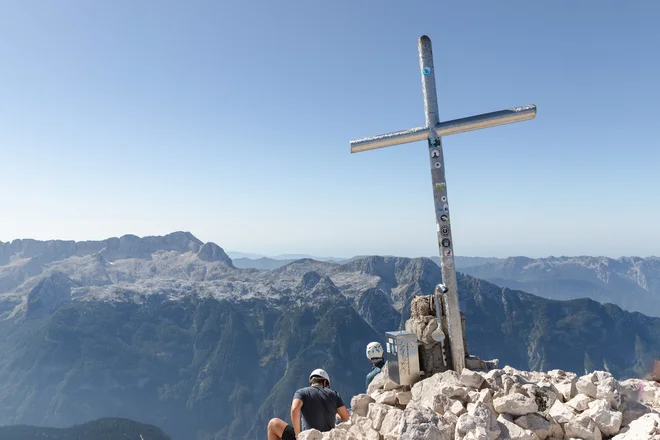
[349,35,537,373]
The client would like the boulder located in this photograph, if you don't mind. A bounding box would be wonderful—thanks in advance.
[398,405,448,440]
[484,369,505,391]
[380,407,404,438]
[367,403,389,431]
[597,376,622,410]
[299,429,323,440]
[514,413,553,440]
[350,394,375,417]
[455,401,500,440]
[448,399,467,417]
[411,371,467,412]
[344,363,660,440]
[348,415,379,440]
[497,413,540,440]
[396,390,412,406]
[494,393,539,416]
[460,368,485,389]
[576,376,598,399]
[612,412,660,439]
[548,400,576,424]
[584,399,623,436]
[383,379,404,391]
[564,414,602,440]
[375,390,398,406]
[565,393,593,412]
[321,428,358,440]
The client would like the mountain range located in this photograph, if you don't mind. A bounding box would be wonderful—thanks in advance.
[1,232,660,440]
[230,254,500,271]
[459,256,660,317]
[231,251,660,318]
[0,418,171,440]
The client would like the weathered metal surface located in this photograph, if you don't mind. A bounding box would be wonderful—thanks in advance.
[349,105,536,153]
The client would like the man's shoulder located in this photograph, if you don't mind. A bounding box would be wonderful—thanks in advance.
[294,386,313,397]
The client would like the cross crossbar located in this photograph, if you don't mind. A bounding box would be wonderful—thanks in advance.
[349,35,536,373]
[350,104,536,153]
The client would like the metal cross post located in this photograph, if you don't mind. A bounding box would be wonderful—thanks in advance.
[349,35,536,373]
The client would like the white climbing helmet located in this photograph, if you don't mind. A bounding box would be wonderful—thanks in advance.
[366,341,384,359]
[309,368,330,385]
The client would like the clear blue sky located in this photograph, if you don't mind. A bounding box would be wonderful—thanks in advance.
[1,1,658,258]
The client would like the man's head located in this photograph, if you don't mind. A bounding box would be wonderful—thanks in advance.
[309,368,330,387]
[366,341,384,365]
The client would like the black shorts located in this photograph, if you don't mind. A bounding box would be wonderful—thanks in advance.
[282,424,296,440]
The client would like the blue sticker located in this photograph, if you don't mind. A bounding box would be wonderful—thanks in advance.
[423,67,432,76]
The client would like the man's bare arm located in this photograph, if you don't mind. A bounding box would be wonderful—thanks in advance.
[336,405,350,422]
[291,398,303,435]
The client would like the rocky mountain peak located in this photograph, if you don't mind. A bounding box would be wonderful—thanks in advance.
[197,242,233,266]
[311,364,660,440]
[26,271,75,319]
[299,271,323,291]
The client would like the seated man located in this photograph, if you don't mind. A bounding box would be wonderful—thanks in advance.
[267,368,350,440]
[365,341,386,389]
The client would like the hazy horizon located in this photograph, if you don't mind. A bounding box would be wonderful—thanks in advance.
[0,230,656,260]
[2,1,658,259]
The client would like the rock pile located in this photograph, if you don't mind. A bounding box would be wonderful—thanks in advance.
[298,364,660,440]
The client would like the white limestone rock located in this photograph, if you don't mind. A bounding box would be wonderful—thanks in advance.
[514,413,553,440]
[548,400,576,424]
[460,368,485,389]
[348,415,379,440]
[564,414,602,440]
[398,404,448,440]
[383,378,404,391]
[497,413,540,440]
[299,429,323,440]
[321,428,358,440]
[367,402,390,431]
[376,390,398,406]
[484,369,505,391]
[395,390,412,406]
[612,412,660,439]
[476,388,498,416]
[565,393,593,412]
[455,401,500,440]
[380,406,404,438]
[597,376,623,410]
[547,370,578,402]
[448,398,467,417]
[350,394,375,417]
[584,399,623,436]
[411,371,467,413]
[576,376,598,399]
[494,393,539,416]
